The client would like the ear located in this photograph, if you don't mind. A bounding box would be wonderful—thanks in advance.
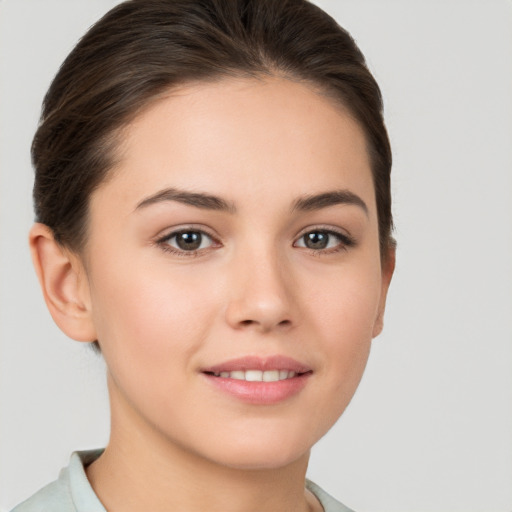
[372,245,396,338]
[29,223,97,342]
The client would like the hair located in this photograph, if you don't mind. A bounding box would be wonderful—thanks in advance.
[32,0,394,352]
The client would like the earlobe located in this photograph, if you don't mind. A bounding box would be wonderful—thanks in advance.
[29,223,97,342]
[372,246,396,338]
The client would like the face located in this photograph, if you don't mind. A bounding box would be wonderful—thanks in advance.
[80,77,392,470]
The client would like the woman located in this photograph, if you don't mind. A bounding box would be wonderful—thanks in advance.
[13,1,394,510]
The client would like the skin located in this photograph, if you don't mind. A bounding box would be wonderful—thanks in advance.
[30,76,394,512]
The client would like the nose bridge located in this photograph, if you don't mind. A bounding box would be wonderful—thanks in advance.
[225,238,295,332]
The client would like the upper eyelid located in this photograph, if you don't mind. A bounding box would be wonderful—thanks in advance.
[294,224,352,240]
[295,231,348,244]
[155,225,219,242]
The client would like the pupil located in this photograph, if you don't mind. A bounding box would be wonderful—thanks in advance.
[176,232,201,250]
[305,232,328,249]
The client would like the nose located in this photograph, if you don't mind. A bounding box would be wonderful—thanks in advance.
[224,247,296,333]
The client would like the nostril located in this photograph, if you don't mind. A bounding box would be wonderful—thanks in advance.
[237,318,292,330]
[239,319,291,328]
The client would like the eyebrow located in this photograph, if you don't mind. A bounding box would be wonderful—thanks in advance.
[135,187,368,216]
[292,190,368,215]
[135,187,236,213]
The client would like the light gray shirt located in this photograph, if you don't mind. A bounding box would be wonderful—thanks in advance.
[11,450,355,512]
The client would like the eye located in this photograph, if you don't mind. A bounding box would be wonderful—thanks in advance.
[158,229,216,254]
[294,229,354,252]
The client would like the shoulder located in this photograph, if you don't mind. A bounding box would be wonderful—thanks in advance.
[10,474,74,512]
[10,450,105,512]
[306,479,356,512]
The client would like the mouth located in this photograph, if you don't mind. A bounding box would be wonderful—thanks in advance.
[201,355,313,404]
[204,369,307,381]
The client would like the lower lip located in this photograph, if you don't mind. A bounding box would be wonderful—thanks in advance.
[202,373,311,405]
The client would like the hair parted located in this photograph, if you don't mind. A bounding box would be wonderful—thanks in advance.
[32,0,393,256]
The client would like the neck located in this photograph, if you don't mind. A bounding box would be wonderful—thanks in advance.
[86,375,321,512]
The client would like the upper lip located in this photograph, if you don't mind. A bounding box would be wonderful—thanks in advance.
[201,355,312,374]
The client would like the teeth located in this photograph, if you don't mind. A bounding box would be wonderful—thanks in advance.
[262,370,279,382]
[245,370,263,381]
[213,370,299,381]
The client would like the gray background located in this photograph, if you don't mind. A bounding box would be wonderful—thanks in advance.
[1,1,511,511]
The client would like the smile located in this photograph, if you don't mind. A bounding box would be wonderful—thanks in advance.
[207,369,299,381]
[201,355,312,404]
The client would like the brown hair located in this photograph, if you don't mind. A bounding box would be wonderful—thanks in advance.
[33,0,393,254]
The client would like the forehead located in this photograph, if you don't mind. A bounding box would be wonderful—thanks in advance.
[97,76,374,213]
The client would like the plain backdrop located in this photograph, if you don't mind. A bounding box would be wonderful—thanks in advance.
[1,1,511,511]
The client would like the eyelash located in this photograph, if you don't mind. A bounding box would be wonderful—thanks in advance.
[293,228,355,254]
[155,227,220,257]
[155,226,355,257]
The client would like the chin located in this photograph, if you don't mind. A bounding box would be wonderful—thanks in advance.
[194,426,318,471]
[212,446,310,471]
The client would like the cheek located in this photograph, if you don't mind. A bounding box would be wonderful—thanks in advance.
[88,254,220,365]
[87,258,224,429]
[305,255,382,343]
[305,259,382,401]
